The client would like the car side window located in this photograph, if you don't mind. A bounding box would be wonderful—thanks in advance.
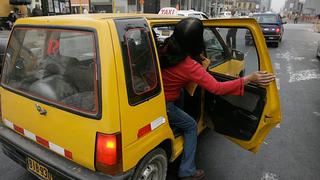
[203,28,231,67]
[115,19,161,106]
[278,15,283,24]
[208,27,260,77]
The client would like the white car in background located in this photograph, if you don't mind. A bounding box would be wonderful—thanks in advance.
[218,11,232,18]
[158,7,209,20]
[156,8,209,42]
[176,10,209,20]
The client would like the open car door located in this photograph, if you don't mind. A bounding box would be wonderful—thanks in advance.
[202,18,281,153]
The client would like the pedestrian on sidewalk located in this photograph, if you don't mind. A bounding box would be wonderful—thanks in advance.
[32,4,43,17]
[294,13,299,24]
[226,10,237,49]
[159,17,276,180]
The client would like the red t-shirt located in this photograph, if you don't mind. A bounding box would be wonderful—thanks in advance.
[161,56,244,101]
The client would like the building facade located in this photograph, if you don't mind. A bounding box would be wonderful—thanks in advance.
[236,0,260,13]
[284,0,303,14]
[0,0,28,18]
[41,0,71,15]
[303,0,320,15]
[70,0,89,13]
[260,0,271,12]
[90,0,222,15]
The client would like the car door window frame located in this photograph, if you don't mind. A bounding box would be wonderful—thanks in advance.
[203,27,233,67]
[115,18,161,106]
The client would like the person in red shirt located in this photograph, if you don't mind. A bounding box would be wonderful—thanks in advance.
[160,18,275,180]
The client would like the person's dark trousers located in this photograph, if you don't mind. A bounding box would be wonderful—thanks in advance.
[226,29,237,49]
[166,101,198,178]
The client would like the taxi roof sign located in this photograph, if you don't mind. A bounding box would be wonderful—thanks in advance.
[158,7,178,15]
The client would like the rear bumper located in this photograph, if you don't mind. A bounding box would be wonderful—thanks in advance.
[0,125,134,180]
[263,35,281,42]
[245,34,281,42]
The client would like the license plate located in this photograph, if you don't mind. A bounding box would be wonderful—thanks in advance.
[269,37,274,39]
[264,28,269,31]
[27,157,54,180]
[161,30,170,36]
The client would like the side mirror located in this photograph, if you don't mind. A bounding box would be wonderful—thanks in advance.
[232,49,244,61]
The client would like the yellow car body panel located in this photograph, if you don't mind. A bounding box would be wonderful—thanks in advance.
[210,59,245,77]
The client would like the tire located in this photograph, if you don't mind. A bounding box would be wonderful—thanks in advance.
[245,40,249,46]
[273,42,279,48]
[132,148,168,180]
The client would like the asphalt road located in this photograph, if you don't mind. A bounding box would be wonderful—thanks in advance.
[0,23,320,180]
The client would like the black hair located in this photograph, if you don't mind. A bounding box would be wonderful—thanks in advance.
[159,17,204,68]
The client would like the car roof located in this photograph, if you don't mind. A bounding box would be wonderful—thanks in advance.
[19,13,185,22]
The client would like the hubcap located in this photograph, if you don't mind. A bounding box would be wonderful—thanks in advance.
[140,160,163,180]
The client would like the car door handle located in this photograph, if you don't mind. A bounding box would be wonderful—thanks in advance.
[35,104,47,116]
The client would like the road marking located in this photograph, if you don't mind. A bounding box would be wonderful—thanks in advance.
[263,141,268,145]
[276,124,280,128]
[276,51,294,77]
[274,63,281,70]
[261,172,279,180]
[314,112,320,117]
[310,59,318,62]
[275,52,319,83]
[289,69,320,83]
[276,51,304,62]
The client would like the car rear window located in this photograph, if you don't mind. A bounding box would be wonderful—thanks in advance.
[253,14,278,24]
[1,27,99,115]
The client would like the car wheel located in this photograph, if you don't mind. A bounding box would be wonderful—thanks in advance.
[132,148,168,180]
[273,42,279,48]
[245,40,250,46]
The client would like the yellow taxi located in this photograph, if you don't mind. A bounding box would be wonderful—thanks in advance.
[0,14,281,180]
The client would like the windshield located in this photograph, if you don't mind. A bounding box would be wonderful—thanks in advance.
[253,14,278,24]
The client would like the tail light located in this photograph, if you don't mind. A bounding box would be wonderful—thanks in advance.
[276,28,280,34]
[95,133,122,175]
